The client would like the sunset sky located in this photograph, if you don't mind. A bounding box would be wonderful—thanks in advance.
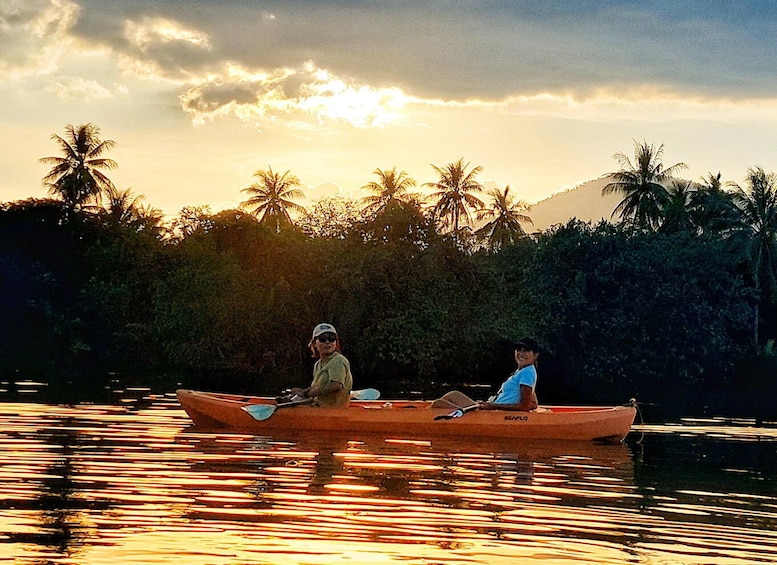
[3,0,777,218]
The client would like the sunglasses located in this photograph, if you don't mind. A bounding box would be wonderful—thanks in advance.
[317,334,337,343]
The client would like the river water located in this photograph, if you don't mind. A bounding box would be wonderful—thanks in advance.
[1,384,776,564]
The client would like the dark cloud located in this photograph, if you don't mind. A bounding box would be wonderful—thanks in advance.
[180,81,261,114]
[0,0,73,71]
[65,0,777,99]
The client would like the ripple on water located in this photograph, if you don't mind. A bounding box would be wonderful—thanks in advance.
[0,399,776,564]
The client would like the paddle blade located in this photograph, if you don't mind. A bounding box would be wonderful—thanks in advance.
[243,397,315,421]
[242,403,276,421]
[351,388,381,401]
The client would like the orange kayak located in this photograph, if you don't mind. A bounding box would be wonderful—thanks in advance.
[176,389,637,443]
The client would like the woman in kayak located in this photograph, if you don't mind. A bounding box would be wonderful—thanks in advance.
[433,337,540,411]
[291,323,354,407]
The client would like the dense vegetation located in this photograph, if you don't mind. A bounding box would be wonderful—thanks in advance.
[1,127,775,419]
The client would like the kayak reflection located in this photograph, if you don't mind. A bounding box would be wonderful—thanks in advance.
[177,428,636,532]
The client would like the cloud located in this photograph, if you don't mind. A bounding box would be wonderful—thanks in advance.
[0,0,79,78]
[5,0,777,134]
[10,0,775,104]
[119,16,213,81]
[179,60,410,129]
[124,16,210,51]
[44,76,127,100]
[1,1,412,130]
[489,88,777,124]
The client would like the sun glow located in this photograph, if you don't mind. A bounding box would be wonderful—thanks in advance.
[180,60,409,129]
[298,76,407,128]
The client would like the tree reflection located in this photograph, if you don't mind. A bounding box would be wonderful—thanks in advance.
[35,421,88,563]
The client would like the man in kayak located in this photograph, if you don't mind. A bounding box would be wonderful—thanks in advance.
[291,323,354,407]
[433,337,540,411]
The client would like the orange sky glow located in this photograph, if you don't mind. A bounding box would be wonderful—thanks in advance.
[3,1,777,220]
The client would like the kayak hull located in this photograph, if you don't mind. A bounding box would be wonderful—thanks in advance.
[176,389,637,443]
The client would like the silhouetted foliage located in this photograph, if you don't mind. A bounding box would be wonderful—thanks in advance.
[476,185,532,251]
[518,221,751,407]
[3,136,777,419]
[425,158,485,232]
[604,140,687,232]
[240,166,307,233]
[39,123,117,214]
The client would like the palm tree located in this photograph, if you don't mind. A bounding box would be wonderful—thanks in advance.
[689,171,739,238]
[729,166,777,344]
[39,123,117,213]
[476,185,533,251]
[103,186,163,233]
[659,180,695,234]
[240,166,307,233]
[361,167,418,217]
[424,158,484,232]
[701,171,723,191]
[103,187,145,224]
[603,140,687,232]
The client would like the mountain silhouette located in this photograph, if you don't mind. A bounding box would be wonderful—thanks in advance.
[523,175,623,233]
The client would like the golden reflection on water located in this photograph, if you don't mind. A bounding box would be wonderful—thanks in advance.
[0,397,776,564]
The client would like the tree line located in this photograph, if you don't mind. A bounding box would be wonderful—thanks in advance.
[1,124,775,418]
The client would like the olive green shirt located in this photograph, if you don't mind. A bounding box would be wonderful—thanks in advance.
[311,351,353,407]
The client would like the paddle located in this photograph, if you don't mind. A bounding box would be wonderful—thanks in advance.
[434,402,481,421]
[351,388,381,401]
[275,387,380,403]
[242,397,313,421]
[242,388,381,421]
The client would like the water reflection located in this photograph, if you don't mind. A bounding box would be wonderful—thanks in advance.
[175,430,639,561]
[0,396,776,565]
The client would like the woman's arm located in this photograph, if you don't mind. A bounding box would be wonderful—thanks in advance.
[480,384,536,411]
